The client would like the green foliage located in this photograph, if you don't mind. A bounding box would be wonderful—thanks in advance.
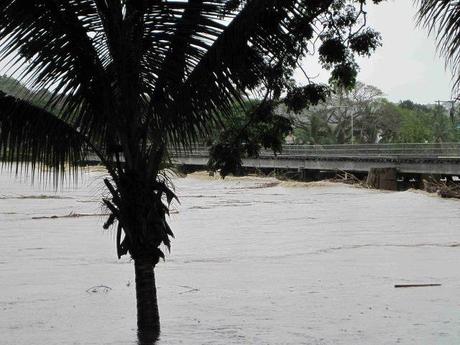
[293,113,336,145]
[329,62,359,90]
[207,100,292,177]
[0,75,54,109]
[349,29,382,57]
[291,82,459,145]
[396,102,457,143]
[292,82,384,144]
[397,107,434,143]
[373,100,402,143]
[0,75,26,96]
[319,38,347,65]
[317,2,382,90]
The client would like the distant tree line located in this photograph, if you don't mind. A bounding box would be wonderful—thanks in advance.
[290,82,460,145]
[3,74,457,152]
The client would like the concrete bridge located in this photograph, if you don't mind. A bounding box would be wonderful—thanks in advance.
[172,143,460,178]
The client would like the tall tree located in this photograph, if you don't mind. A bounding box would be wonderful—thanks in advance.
[0,0,382,341]
[417,0,460,98]
[292,82,385,144]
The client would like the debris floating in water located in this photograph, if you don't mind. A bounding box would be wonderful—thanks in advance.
[178,285,200,294]
[86,285,112,294]
[394,284,442,288]
[32,212,110,220]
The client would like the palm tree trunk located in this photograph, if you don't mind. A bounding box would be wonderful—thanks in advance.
[134,257,160,342]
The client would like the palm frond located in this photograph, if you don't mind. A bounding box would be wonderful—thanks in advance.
[0,0,114,139]
[0,91,86,184]
[142,2,226,90]
[144,0,333,148]
[417,0,460,95]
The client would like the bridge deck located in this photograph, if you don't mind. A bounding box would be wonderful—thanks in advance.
[173,143,460,176]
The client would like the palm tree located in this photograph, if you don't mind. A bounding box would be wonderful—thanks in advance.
[417,0,460,97]
[0,0,380,341]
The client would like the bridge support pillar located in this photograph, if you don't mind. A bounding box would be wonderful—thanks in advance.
[367,167,398,191]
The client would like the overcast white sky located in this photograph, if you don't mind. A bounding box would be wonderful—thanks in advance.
[296,0,455,104]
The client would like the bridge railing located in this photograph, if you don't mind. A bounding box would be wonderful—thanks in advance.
[272,143,460,158]
[173,143,460,159]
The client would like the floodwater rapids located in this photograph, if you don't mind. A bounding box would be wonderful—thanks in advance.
[1,169,459,344]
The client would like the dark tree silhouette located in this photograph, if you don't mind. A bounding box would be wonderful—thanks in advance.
[417,0,460,97]
[207,2,382,176]
[0,0,382,341]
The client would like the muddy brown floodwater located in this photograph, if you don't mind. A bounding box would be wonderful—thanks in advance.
[1,169,460,345]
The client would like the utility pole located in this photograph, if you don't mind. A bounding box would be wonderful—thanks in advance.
[436,99,457,124]
[351,112,354,145]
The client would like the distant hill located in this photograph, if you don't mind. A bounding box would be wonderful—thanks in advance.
[0,75,55,109]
